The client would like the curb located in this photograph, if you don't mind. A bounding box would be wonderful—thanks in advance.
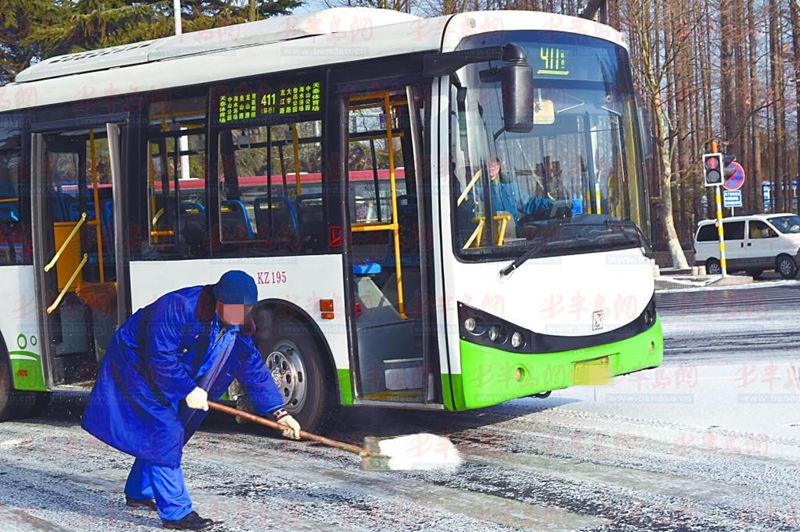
[654,274,753,291]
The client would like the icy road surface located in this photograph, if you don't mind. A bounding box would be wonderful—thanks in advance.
[1,282,799,531]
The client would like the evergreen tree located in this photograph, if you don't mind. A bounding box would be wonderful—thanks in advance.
[0,1,303,84]
[0,0,58,84]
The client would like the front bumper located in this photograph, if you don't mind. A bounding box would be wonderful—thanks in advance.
[443,316,664,410]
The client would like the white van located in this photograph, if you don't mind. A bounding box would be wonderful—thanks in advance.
[693,213,800,278]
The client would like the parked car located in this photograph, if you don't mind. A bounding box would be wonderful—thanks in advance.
[693,213,800,279]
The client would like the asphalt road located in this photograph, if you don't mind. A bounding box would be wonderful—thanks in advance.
[657,280,800,365]
[1,282,799,531]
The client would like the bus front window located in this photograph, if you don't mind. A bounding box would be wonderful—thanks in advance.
[451,31,650,260]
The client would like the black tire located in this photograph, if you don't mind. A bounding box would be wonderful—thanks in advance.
[776,254,798,279]
[705,258,722,275]
[532,391,552,399]
[747,269,763,280]
[251,311,336,433]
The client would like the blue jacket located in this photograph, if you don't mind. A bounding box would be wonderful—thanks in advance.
[491,180,554,223]
[81,285,284,467]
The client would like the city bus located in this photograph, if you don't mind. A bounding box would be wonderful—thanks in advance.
[0,7,662,430]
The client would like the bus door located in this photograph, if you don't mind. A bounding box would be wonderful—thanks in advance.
[31,121,127,386]
[341,87,440,406]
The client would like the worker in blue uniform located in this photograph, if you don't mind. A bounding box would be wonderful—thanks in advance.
[82,270,300,530]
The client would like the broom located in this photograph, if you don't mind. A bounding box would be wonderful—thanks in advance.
[207,401,461,471]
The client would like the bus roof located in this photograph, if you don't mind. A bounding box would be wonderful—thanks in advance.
[1,8,625,112]
[15,8,420,84]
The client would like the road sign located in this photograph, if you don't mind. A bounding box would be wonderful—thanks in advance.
[723,161,746,191]
[723,189,742,208]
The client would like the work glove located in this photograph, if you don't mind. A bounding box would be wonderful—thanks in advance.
[273,409,301,440]
[185,387,209,411]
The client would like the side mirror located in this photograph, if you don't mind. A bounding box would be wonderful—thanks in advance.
[500,60,533,133]
[480,45,533,133]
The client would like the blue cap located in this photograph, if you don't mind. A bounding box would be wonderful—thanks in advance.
[213,270,258,305]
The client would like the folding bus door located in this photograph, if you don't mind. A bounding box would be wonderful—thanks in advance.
[31,121,127,386]
[339,86,441,406]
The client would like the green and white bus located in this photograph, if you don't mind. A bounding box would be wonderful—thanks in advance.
[0,7,662,430]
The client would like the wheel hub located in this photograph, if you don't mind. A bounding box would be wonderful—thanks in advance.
[266,342,307,413]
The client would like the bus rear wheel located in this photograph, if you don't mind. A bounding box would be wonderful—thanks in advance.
[252,314,335,433]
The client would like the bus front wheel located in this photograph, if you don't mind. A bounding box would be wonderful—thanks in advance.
[252,314,335,434]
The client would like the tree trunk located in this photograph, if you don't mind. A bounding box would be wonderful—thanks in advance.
[655,96,690,269]
[720,0,736,148]
[747,0,763,213]
[769,0,786,211]
[792,0,800,213]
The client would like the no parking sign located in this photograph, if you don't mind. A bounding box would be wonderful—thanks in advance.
[723,162,746,191]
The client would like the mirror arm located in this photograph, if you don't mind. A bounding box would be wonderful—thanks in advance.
[423,44,528,77]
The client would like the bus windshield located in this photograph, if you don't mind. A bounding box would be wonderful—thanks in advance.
[450,31,650,260]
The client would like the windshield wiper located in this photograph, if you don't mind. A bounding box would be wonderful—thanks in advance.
[498,240,548,278]
[498,220,649,278]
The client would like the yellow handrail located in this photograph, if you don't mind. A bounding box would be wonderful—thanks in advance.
[44,212,87,273]
[151,207,165,227]
[463,214,510,248]
[89,130,105,283]
[494,213,511,246]
[456,168,483,206]
[47,253,88,314]
[351,222,397,233]
[384,91,405,319]
[463,218,485,249]
[291,124,301,196]
[347,92,407,318]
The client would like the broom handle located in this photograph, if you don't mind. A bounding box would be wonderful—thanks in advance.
[207,401,373,457]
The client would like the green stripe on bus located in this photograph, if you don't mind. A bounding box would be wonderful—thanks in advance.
[450,317,663,410]
[9,356,47,392]
[337,369,354,406]
[440,374,466,411]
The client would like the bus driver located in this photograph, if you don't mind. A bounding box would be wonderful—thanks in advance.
[82,270,301,531]
[488,158,554,224]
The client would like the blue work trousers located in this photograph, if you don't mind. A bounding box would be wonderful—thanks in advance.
[125,458,192,521]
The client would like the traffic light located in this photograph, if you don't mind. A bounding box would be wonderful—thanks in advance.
[703,153,723,186]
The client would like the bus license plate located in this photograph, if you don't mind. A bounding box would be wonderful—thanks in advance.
[573,357,610,385]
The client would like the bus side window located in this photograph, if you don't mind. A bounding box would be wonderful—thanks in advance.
[145,95,209,258]
[0,137,30,265]
[216,120,323,254]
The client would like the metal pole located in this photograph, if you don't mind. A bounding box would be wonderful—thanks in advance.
[173,0,182,36]
[715,184,727,277]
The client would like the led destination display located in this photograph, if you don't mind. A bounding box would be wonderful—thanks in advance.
[217,81,321,124]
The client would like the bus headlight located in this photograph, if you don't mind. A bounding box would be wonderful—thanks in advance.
[488,326,504,343]
[511,332,524,348]
[464,317,477,333]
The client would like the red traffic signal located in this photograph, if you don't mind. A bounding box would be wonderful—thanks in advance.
[703,153,723,186]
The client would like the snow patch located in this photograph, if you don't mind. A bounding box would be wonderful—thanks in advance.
[0,438,27,448]
[377,433,463,471]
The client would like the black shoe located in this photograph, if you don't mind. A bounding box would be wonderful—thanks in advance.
[162,511,215,530]
[125,495,157,511]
